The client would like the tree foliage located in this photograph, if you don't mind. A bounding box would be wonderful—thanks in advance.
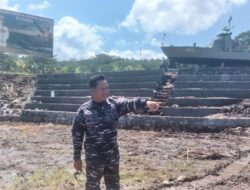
[234,30,250,49]
[0,53,162,74]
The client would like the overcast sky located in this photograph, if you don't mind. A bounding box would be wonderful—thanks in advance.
[0,0,250,60]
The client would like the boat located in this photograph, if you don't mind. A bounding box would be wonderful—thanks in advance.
[161,17,250,67]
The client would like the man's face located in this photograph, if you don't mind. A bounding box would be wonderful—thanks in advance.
[91,80,109,102]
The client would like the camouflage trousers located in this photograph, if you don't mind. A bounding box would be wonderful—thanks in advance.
[85,155,120,190]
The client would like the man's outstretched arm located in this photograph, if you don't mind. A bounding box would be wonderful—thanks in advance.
[115,97,160,116]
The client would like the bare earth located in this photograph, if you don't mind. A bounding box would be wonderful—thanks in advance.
[0,122,249,190]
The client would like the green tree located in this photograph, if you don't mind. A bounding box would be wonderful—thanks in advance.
[235,30,250,49]
[0,53,162,74]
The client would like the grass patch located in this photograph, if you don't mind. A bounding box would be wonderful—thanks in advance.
[6,159,225,190]
[8,167,81,190]
[120,156,225,187]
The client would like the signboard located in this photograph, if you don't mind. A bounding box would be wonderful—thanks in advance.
[0,9,53,56]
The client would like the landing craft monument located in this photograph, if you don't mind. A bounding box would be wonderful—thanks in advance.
[161,17,250,67]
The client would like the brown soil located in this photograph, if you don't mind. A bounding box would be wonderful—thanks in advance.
[0,122,249,190]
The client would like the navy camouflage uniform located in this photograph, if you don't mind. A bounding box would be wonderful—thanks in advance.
[72,97,148,190]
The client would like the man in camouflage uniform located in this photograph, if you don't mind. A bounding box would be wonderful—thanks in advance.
[72,75,159,190]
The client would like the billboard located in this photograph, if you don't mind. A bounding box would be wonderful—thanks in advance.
[0,9,53,56]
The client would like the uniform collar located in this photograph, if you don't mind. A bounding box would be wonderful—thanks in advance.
[91,98,111,108]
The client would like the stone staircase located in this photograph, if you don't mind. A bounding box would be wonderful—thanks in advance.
[20,70,163,124]
[162,67,250,117]
[20,67,250,132]
[119,67,250,132]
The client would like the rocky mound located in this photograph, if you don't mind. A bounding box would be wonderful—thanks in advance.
[0,74,35,117]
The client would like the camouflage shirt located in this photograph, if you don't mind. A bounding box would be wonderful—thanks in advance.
[72,97,148,161]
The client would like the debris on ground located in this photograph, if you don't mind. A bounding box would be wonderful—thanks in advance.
[0,75,35,117]
[222,99,250,117]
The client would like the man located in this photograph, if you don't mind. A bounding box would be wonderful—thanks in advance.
[72,75,160,190]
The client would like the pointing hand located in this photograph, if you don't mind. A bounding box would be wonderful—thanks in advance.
[146,100,160,112]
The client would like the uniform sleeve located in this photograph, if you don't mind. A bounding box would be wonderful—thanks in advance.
[114,97,148,116]
[71,108,85,161]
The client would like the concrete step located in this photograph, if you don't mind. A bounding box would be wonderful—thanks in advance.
[171,89,250,98]
[35,89,154,97]
[162,107,222,117]
[0,115,20,122]
[37,70,163,79]
[21,110,250,132]
[37,75,162,84]
[24,103,80,112]
[36,82,159,90]
[119,115,250,132]
[176,74,250,81]
[178,67,250,75]
[31,96,150,104]
[174,81,250,89]
[31,96,90,104]
[21,110,76,125]
[166,97,241,107]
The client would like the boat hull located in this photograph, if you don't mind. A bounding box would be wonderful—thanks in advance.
[161,46,250,66]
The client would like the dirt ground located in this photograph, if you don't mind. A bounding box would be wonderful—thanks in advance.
[0,122,249,190]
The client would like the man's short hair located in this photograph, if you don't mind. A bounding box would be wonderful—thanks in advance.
[89,75,106,88]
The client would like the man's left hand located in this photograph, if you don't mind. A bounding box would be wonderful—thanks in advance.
[146,100,160,112]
